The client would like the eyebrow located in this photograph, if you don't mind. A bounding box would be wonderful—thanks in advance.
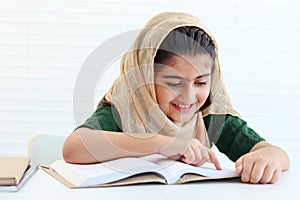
[162,73,211,80]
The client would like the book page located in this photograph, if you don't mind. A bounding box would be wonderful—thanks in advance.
[50,145,238,186]
[141,145,238,184]
[51,157,169,187]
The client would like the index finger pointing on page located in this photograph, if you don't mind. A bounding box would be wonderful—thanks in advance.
[209,151,222,170]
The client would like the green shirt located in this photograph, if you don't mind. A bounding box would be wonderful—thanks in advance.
[78,105,265,161]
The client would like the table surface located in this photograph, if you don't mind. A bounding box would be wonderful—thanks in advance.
[1,138,299,200]
[0,160,299,200]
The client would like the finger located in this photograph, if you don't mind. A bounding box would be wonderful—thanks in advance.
[181,148,195,164]
[191,142,203,165]
[240,155,254,183]
[193,146,211,167]
[194,154,210,167]
[269,170,281,184]
[259,165,274,184]
[208,151,222,170]
[235,157,243,174]
[250,161,266,184]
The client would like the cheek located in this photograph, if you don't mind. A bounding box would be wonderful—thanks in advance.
[155,84,176,104]
[196,87,210,103]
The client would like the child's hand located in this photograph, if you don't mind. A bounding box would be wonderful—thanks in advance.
[179,138,221,169]
[235,141,289,184]
[159,137,221,170]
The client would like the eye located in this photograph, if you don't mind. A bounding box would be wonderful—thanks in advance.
[195,81,207,86]
[166,82,182,87]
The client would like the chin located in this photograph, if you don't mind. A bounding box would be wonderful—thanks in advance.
[173,116,194,124]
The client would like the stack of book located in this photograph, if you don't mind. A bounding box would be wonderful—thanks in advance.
[0,157,38,192]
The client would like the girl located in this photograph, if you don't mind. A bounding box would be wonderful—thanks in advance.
[63,12,289,184]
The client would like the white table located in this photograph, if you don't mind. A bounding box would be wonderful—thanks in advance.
[0,160,299,200]
[1,138,299,200]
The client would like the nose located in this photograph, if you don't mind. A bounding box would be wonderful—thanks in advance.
[178,84,196,103]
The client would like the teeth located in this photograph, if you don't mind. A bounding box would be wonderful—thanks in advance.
[176,104,191,109]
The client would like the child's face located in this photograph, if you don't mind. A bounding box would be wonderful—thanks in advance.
[154,54,212,124]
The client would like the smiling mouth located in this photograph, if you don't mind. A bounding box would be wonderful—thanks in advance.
[176,103,192,109]
[172,103,194,112]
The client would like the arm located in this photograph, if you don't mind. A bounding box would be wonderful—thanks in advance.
[235,141,290,184]
[62,127,221,169]
[62,127,169,164]
[204,114,289,183]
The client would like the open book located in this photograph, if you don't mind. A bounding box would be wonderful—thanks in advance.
[42,145,240,188]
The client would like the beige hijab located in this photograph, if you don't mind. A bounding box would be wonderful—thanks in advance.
[105,12,240,147]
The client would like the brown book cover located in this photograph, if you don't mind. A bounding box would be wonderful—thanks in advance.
[41,165,167,188]
[0,157,31,186]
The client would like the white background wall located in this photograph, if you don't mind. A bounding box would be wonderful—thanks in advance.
[0,0,299,156]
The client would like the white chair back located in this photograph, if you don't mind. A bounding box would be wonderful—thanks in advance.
[27,132,67,165]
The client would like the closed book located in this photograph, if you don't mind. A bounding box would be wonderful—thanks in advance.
[0,157,30,186]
